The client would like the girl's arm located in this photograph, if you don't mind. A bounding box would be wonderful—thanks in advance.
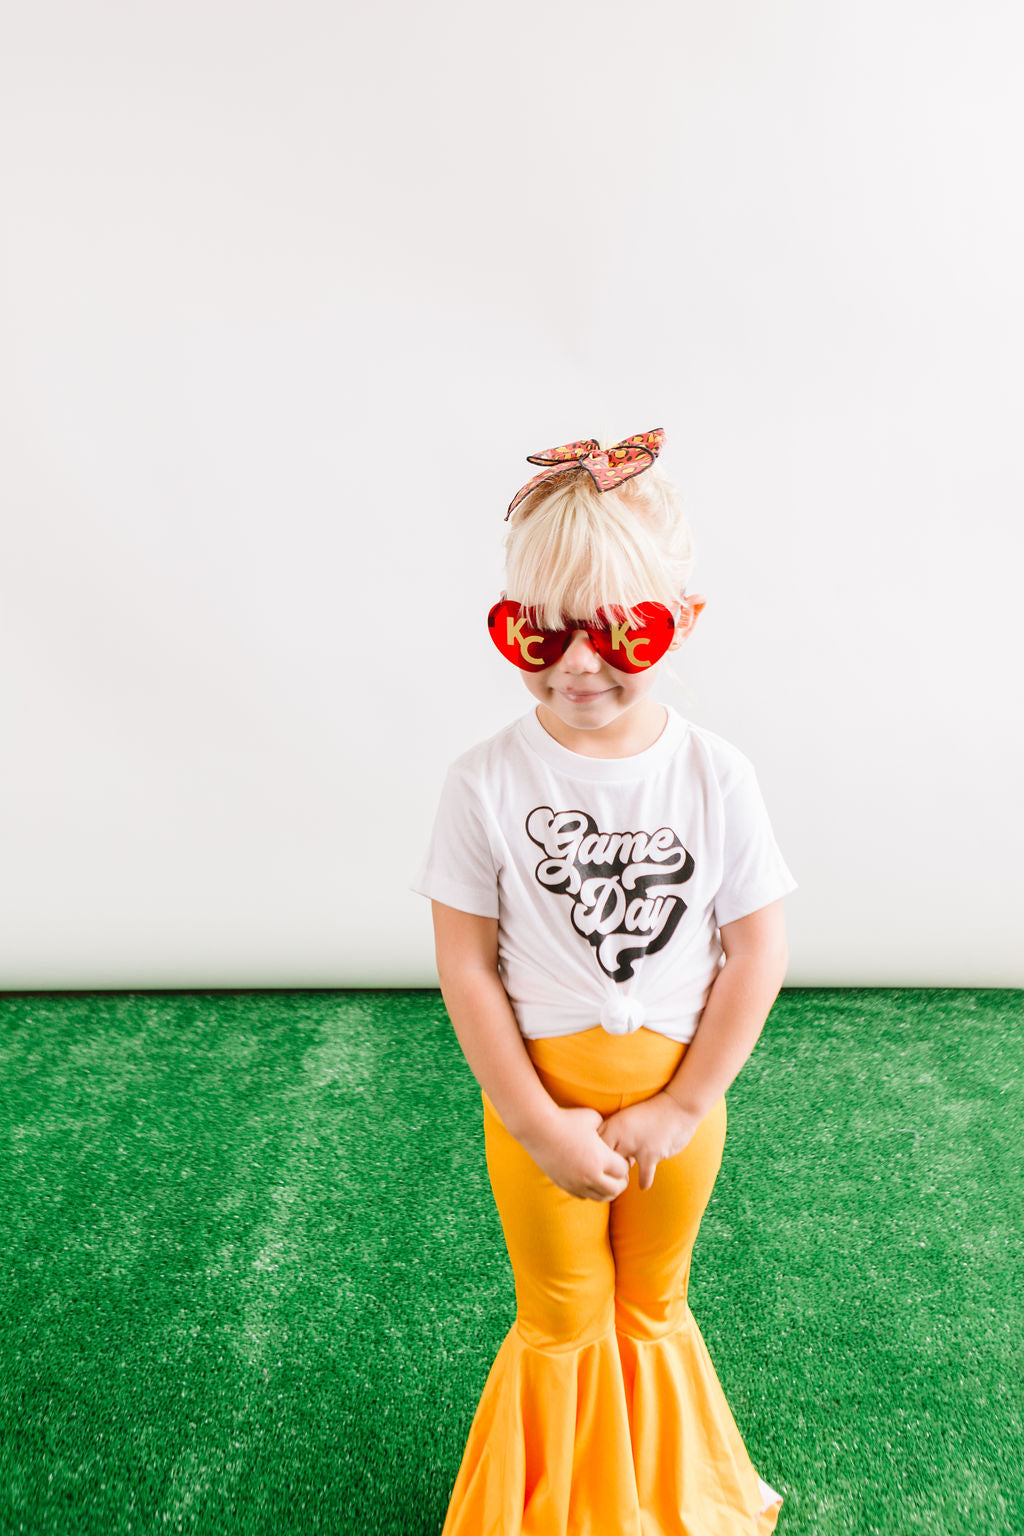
[599,900,789,1188]
[431,900,631,1202]
[663,899,789,1119]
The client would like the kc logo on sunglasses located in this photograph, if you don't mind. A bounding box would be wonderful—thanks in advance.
[487,599,675,674]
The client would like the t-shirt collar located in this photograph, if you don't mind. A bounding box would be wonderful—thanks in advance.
[518,704,687,781]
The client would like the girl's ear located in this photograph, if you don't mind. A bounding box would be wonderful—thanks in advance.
[671,593,706,645]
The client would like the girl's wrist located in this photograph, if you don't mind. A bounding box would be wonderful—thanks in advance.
[509,1095,563,1152]
[660,1085,704,1123]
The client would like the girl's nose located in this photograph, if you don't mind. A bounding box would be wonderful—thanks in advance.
[561,630,601,672]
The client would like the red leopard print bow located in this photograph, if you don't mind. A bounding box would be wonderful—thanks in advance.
[505,428,665,519]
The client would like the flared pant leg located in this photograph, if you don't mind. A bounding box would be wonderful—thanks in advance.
[440,1027,783,1536]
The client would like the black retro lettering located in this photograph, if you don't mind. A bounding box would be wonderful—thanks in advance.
[524,806,695,983]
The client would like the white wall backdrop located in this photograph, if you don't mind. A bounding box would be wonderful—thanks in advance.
[1,1,1020,989]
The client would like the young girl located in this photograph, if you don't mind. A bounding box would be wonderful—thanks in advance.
[412,429,797,1535]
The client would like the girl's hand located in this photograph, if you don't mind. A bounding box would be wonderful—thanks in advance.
[597,1094,700,1191]
[522,1106,632,1202]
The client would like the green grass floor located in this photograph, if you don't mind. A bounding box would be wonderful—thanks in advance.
[1,988,1021,1536]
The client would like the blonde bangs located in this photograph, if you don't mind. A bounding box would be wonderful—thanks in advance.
[503,465,695,630]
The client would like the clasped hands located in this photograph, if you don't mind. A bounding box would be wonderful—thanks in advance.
[525,1092,701,1202]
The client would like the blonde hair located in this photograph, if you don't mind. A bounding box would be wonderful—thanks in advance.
[503,453,696,632]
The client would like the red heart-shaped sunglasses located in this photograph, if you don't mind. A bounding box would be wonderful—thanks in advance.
[487,598,675,674]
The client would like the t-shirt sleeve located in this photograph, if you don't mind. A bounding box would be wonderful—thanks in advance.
[715,753,798,928]
[410,763,501,919]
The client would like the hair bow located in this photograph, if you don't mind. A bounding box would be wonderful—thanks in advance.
[505,428,665,520]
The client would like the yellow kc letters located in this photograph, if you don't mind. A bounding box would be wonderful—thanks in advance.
[506,614,545,666]
[609,621,650,667]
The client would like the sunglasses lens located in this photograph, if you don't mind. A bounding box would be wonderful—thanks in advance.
[487,600,565,671]
[589,603,675,672]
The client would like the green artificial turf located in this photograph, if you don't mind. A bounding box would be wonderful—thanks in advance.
[1,988,1021,1536]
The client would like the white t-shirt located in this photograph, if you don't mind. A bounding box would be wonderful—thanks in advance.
[411,706,797,1044]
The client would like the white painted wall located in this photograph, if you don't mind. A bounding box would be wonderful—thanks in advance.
[1,2,1020,988]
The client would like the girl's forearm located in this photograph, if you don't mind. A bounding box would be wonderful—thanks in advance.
[438,967,561,1147]
[662,953,788,1121]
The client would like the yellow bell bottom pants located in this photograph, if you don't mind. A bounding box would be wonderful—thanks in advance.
[440,1027,783,1536]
